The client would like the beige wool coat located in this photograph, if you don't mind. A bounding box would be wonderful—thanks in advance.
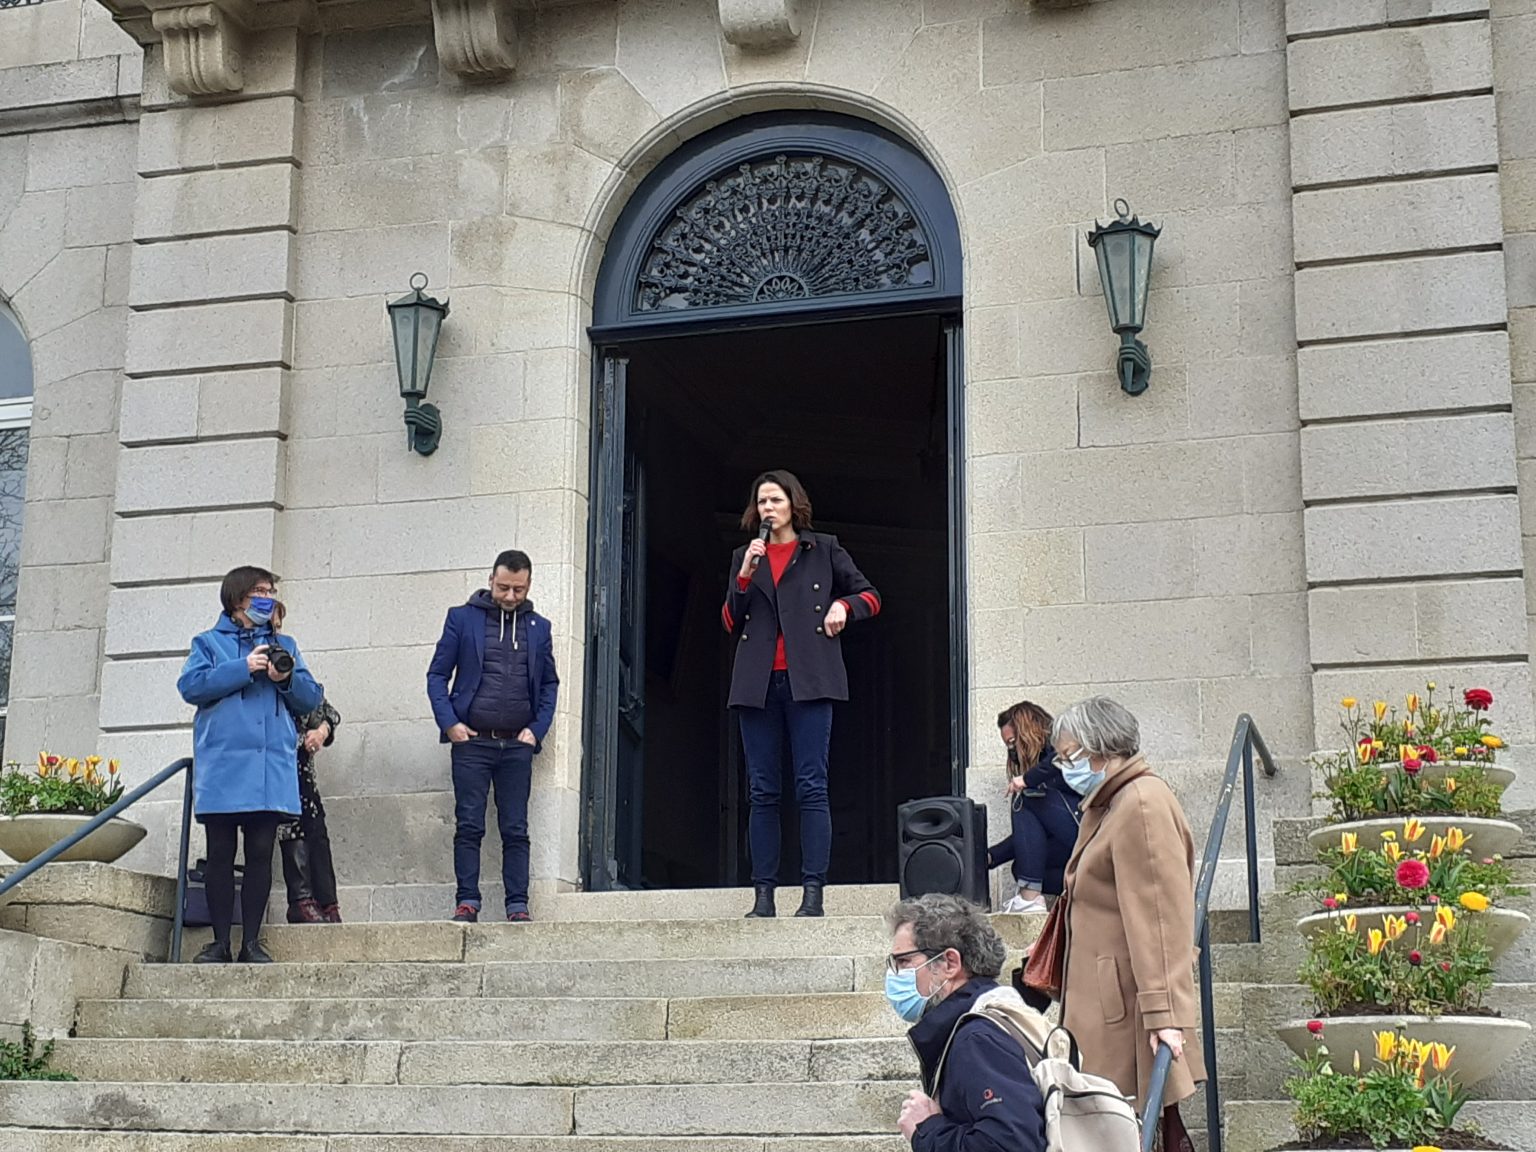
[1059,754,1207,1110]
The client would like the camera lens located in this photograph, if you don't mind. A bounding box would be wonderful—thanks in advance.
[269,648,295,676]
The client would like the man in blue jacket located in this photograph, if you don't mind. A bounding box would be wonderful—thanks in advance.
[427,549,558,923]
[886,894,1048,1152]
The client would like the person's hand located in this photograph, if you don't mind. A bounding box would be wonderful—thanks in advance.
[1006,775,1027,795]
[303,723,331,755]
[1151,1028,1185,1061]
[246,645,270,676]
[898,1090,941,1139]
[739,538,767,579]
[446,723,477,744]
[824,600,849,636]
[517,728,536,747]
[266,657,291,683]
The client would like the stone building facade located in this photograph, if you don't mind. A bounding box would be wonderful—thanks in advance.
[0,0,1534,916]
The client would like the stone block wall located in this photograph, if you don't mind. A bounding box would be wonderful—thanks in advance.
[1285,1,1536,807]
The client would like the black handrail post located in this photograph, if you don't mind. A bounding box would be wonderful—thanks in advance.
[170,762,194,964]
[1200,915,1222,1152]
[1139,1046,1173,1152]
[1243,733,1261,945]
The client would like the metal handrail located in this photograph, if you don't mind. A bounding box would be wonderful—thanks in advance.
[1137,715,1278,1152]
[0,757,196,962]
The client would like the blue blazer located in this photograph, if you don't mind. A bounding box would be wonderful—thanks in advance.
[427,600,559,748]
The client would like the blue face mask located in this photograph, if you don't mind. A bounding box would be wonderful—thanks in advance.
[245,596,275,627]
[885,956,945,1023]
[1059,754,1104,796]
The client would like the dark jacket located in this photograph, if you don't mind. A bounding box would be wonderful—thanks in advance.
[296,698,341,769]
[908,979,1048,1152]
[720,530,880,708]
[427,594,559,749]
[466,593,534,734]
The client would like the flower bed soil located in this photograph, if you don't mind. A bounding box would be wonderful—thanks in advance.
[1272,1135,1512,1150]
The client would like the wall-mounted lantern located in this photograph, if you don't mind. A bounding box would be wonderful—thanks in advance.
[1087,198,1161,397]
[387,272,449,455]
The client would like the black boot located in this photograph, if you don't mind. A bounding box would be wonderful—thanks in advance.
[280,838,314,923]
[794,881,825,918]
[744,883,776,918]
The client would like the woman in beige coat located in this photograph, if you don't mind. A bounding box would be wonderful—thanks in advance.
[1052,697,1205,1152]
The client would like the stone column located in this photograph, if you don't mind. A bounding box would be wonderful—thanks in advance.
[100,25,306,872]
[1285,3,1535,784]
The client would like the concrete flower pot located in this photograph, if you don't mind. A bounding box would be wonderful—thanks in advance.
[1308,816,1525,859]
[1297,905,1531,960]
[1277,1015,1532,1085]
[1384,758,1515,790]
[0,813,146,864]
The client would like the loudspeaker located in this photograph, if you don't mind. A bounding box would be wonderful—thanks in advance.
[896,796,989,905]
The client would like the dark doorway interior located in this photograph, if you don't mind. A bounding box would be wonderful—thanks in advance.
[615,313,954,889]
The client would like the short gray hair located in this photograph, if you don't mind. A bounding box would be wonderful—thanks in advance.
[886,893,1007,978]
[1052,696,1140,758]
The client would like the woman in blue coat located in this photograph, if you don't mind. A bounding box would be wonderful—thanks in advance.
[177,566,323,963]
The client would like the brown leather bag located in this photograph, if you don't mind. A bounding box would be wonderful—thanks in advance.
[1021,896,1068,999]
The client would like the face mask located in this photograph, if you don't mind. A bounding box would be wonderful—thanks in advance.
[885,955,946,1023]
[1060,754,1104,796]
[245,596,275,627]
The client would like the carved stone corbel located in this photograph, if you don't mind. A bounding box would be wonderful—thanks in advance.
[718,0,800,49]
[150,2,250,96]
[431,0,518,80]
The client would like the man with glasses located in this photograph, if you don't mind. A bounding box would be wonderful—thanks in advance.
[884,893,1047,1151]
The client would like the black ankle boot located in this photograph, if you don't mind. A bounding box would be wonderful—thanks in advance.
[794,881,825,918]
[745,883,776,918]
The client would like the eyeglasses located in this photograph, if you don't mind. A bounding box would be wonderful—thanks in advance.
[250,586,277,597]
[886,949,930,975]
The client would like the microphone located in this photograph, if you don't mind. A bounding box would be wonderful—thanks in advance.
[749,518,772,571]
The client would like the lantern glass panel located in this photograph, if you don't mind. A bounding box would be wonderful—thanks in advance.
[414,307,443,395]
[391,307,420,397]
[1129,229,1154,331]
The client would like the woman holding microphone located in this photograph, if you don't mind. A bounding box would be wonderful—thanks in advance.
[721,469,881,919]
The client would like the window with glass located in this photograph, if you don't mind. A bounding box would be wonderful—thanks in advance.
[0,302,33,750]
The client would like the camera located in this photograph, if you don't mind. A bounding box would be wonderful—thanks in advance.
[267,647,295,677]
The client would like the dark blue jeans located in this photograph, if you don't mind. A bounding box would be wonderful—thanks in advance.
[988,787,1080,894]
[450,737,532,914]
[737,670,834,885]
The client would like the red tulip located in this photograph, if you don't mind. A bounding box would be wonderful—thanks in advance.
[1406,912,1420,925]
[1441,961,1453,973]
[1409,950,1422,966]
[1307,1020,1324,1035]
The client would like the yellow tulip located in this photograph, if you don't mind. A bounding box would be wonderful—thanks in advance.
[1384,914,1407,942]
[67,759,81,778]
[1431,1043,1454,1073]
[1374,1030,1397,1062]
[1454,746,1468,758]
[1429,922,1448,945]
[1429,835,1445,860]
[1352,1050,1361,1073]
[85,755,101,768]
[1374,700,1388,721]
[1403,817,1426,843]
[1342,697,1357,710]
[1445,777,1458,794]
[1380,830,1397,841]
[1482,735,1503,749]
[1427,682,1437,691]
[1340,831,1358,855]
[1444,827,1467,853]
[1345,913,1358,933]
[1436,906,1456,931]
[1384,841,1404,864]
[1368,928,1386,955]
[35,751,47,772]
[1334,892,1349,906]
[107,759,119,776]
[1413,1146,1445,1152]
[1399,744,1416,765]
[1459,891,1490,912]
[1407,693,1420,715]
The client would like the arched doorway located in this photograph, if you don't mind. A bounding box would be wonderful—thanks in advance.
[583,111,966,892]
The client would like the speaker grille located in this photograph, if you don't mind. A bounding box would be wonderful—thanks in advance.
[903,841,963,897]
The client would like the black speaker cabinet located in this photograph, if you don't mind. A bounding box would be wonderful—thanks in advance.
[896,796,989,905]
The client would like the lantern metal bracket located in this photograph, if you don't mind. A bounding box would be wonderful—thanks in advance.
[1117,332,1151,397]
[404,397,442,456]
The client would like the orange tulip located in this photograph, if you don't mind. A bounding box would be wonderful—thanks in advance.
[1384,914,1408,942]
[1429,922,1448,945]
[1406,693,1420,715]
[1374,700,1388,721]
[1444,777,1458,794]
[107,759,119,776]
[1431,1043,1454,1073]
[1340,831,1359,855]
[1429,835,1445,860]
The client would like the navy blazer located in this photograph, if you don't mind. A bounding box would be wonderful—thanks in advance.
[427,600,559,748]
[721,530,880,708]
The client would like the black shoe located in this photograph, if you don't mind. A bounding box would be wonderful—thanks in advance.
[193,940,232,964]
[794,881,825,918]
[451,903,479,923]
[237,940,274,964]
[745,883,776,918]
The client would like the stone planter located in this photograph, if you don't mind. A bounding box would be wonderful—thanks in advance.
[1297,905,1531,960]
[1277,1015,1532,1085]
[1307,815,1525,858]
[0,813,146,864]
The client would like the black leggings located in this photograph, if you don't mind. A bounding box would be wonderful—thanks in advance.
[204,814,280,947]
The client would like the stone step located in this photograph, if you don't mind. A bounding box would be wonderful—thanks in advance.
[46,1037,919,1086]
[215,915,1040,965]
[124,955,892,1001]
[0,1135,909,1152]
[1223,1099,1532,1152]
[0,1081,916,1137]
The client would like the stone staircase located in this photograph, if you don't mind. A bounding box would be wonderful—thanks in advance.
[1,823,1534,1151]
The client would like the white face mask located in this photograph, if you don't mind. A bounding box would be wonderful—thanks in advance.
[1059,753,1104,796]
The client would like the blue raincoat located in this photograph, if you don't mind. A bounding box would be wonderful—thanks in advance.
[177,615,324,819]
